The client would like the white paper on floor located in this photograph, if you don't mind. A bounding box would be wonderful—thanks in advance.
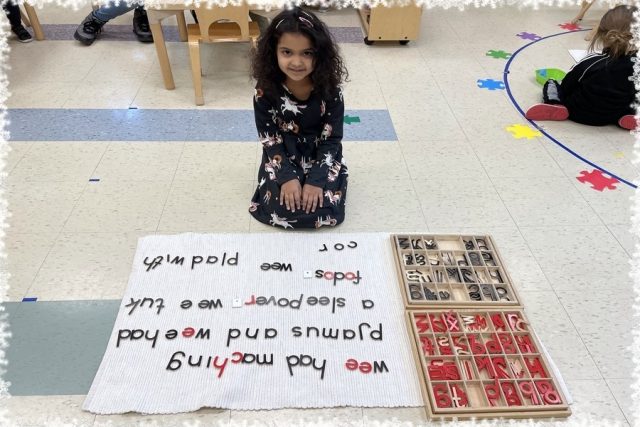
[83,232,423,414]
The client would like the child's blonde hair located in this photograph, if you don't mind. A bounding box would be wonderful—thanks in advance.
[588,5,638,59]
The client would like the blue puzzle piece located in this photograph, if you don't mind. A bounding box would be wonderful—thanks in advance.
[516,32,541,41]
[477,79,505,90]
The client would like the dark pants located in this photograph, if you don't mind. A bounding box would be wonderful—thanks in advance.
[3,1,22,28]
[542,79,563,105]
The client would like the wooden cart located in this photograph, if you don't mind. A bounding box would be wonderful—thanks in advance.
[358,4,422,45]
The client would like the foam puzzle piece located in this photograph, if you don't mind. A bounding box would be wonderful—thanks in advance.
[486,50,512,59]
[505,124,542,139]
[576,169,619,191]
[477,79,505,90]
[516,32,542,41]
[558,22,582,31]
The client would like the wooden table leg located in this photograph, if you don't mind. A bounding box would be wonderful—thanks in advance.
[149,21,175,90]
[176,11,188,42]
[23,3,44,41]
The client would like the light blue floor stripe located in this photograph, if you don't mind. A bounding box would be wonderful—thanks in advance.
[8,109,396,142]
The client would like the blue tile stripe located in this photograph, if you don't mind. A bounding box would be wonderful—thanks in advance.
[8,109,396,142]
[21,297,37,302]
[40,24,364,43]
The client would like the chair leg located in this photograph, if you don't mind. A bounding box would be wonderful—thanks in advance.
[23,4,44,40]
[20,9,31,27]
[188,39,205,105]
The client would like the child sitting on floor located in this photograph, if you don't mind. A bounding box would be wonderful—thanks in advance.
[525,5,637,130]
[248,7,349,230]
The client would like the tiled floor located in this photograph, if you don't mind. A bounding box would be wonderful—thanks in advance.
[2,2,637,426]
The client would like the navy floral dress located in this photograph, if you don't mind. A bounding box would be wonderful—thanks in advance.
[249,84,348,229]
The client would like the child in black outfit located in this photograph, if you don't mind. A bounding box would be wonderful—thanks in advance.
[525,5,636,130]
[3,0,32,42]
[248,7,349,230]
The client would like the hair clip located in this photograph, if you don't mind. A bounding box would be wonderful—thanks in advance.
[275,19,285,29]
[298,16,314,28]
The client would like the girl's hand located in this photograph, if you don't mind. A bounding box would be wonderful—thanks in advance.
[302,184,324,214]
[280,180,302,212]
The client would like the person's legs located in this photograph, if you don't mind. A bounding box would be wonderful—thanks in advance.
[75,1,150,45]
[132,6,152,42]
[91,1,138,23]
[525,79,570,121]
[3,1,32,42]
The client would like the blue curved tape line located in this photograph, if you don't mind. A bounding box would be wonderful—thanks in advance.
[503,29,637,189]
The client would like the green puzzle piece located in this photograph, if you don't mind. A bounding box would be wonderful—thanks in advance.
[486,50,512,59]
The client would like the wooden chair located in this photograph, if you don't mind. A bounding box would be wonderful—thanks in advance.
[187,3,259,105]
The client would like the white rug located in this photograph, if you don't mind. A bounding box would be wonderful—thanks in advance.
[83,232,423,414]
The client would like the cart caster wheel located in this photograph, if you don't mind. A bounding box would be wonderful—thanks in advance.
[399,40,409,45]
[364,37,374,45]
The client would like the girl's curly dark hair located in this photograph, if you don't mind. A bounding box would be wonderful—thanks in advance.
[251,7,348,99]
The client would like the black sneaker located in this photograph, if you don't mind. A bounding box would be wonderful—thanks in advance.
[12,25,32,43]
[133,7,153,43]
[74,12,105,45]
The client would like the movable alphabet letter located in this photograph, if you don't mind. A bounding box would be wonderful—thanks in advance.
[420,337,434,356]
[519,381,540,405]
[535,380,562,404]
[501,382,521,406]
[429,314,447,332]
[485,334,501,354]
[345,358,358,370]
[484,379,501,406]
[524,356,547,378]
[433,384,451,408]
[191,256,203,270]
[515,334,536,353]
[181,300,192,309]
[415,314,429,333]
[166,351,185,371]
[211,356,229,378]
[226,328,241,347]
[491,313,507,331]
[507,313,527,331]
[265,328,278,339]
[362,299,374,309]
[475,355,495,378]
[450,384,468,407]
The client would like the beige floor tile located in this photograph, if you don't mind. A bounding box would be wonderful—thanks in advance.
[93,141,184,182]
[28,231,149,300]
[63,180,170,232]
[157,180,254,232]
[5,180,87,234]
[2,231,59,301]
[8,141,107,182]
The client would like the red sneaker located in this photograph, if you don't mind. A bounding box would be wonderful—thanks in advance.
[525,103,569,121]
[618,115,637,130]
